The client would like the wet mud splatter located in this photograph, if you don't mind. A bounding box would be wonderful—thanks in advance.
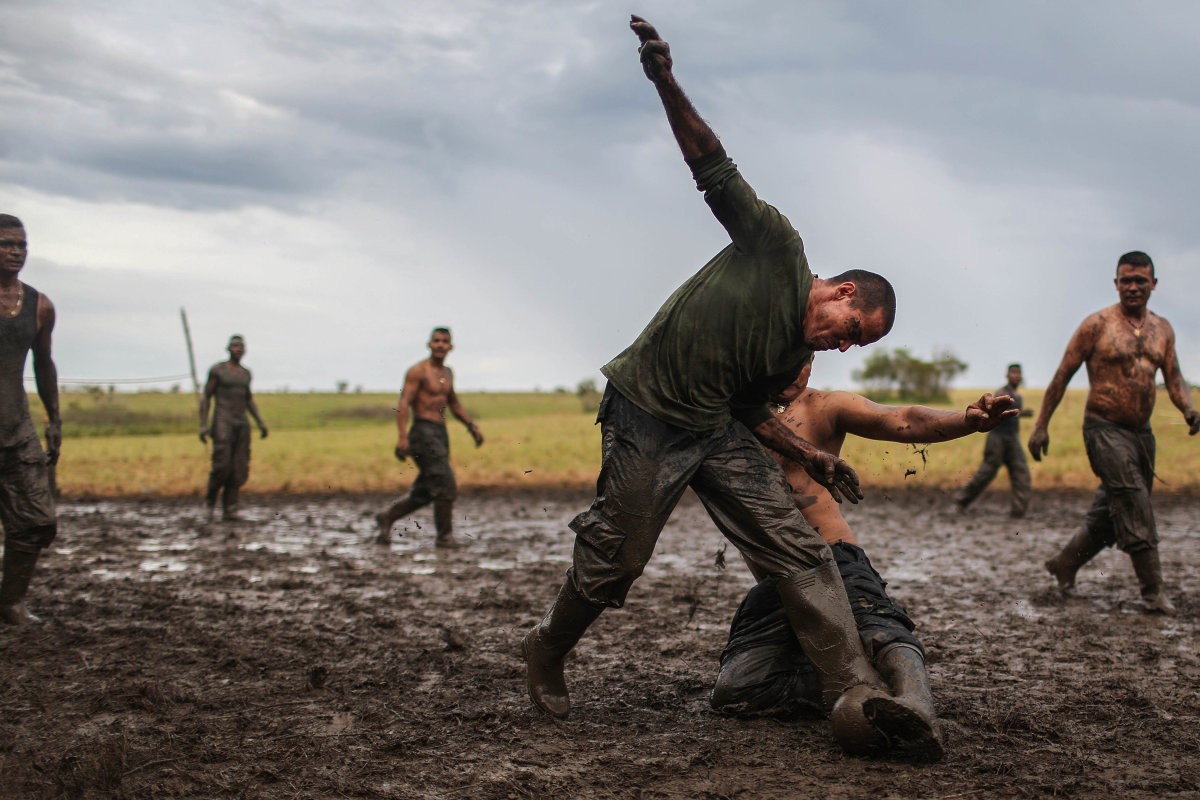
[2,488,1198,799]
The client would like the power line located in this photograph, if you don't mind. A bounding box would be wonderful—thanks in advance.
[25,374,193,385]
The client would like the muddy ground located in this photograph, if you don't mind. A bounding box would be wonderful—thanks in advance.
[1,486,1197,799]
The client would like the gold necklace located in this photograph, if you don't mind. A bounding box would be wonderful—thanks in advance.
[1122,312,1146,338]
[0,283,22,318]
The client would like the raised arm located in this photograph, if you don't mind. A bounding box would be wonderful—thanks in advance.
[834,391,1017,444]
[31,293,60,464]
[1160,323,1200,435]
[1029,318,1096,460]
[630,16,720,161]
[394,366,422,460]
[752,415,863,504]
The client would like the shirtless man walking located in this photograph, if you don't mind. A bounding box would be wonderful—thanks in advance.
[200,335,268,521]
[0,214,62,625]
[1031,251,1198,614]
[710,356,1015,760]
[374,327,483,549]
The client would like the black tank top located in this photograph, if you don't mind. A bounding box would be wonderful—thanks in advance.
[0,284,40,447]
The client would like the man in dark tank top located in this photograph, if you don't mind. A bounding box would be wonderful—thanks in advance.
[0,214,62,625]
[199,335,268,521]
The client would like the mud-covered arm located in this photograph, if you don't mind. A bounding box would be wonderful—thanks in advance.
[447,381,483,447]
[835,392,1017,443]
[394,367,421,458]
[32,293,61,464]
[1029,319,1095,460]
[199,368,218,442]
[752,415,863,504]
[246,385,268,439]
[1160,324,1199,435]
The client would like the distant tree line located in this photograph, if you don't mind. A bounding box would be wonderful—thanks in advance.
[853,348,966,403]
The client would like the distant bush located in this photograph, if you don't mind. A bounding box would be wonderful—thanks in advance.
[853,348,967,404]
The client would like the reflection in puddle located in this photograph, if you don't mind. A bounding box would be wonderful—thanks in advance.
[139,559,189,573]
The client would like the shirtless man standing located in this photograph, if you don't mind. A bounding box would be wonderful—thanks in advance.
[710,356,1015,760]
[199,335,268,521]
[0,214,61,625]
[374,327,483,549]
[1030,251,1198,614]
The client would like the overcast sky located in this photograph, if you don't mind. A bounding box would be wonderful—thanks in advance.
[3,0,1198,395]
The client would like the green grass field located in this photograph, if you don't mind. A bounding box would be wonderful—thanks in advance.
[48,387,1200,497]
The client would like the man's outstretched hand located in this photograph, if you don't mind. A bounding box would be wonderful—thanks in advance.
[964,393,1018,432]
[630,15,672,82]
[1028,426,1050,461]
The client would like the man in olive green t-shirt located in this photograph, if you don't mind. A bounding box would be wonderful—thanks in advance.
[523,18,938,758]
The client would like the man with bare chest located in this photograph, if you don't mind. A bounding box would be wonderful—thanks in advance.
[200,335,268,521]
[374,327,483,548]
[0,214,61,625]
[709,356,1015,760]
[1030,251,1199,614]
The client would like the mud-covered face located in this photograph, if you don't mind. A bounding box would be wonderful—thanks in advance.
[1006,366,1022,387]
[1114,263,1156,313]
[804,301,887,353]
[0,227,27,277]
[228,339,246,361]
[428,331,453,358]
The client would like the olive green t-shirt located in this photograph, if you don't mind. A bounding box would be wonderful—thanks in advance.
[602,147,813,433]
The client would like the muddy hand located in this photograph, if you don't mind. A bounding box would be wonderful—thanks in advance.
[44,421,61,466]
[394,445,408,462]
[630,15,672,81]
[1028,426,1049,461]
[807,451,863,504]
[468,424,484,448]
[259,425,269,440]
[966,393,1017,432]
[199,425,209,444]
[1186,409,1200,436]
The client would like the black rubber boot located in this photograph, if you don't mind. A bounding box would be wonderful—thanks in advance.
[872,643,944,762]
[0,544,42,626]
[1045,528,1108,596]
[222,484,241,521]
[1129,548,1175,615]
[433,499,466,549]
[522,581,604,719]
[776,562,938,757]
[373,495,422,544]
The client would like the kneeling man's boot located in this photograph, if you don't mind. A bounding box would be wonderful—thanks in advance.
[777,562,930,757]
[522,581,603,719]
[874,643,944,762]
[1045,528,1107,596]
[1129,548,1175,615]
[0,545,42,626]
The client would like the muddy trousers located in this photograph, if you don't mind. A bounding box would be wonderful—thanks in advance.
[954,432,1031,516]
[528,387,880,715]
[710,542,924,717]
[206,420,251,513]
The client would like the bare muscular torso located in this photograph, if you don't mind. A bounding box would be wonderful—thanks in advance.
[1081,305,1171,427]
[405,359,455,425]
[771,389,857,546]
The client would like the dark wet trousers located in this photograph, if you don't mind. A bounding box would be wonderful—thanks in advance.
[207,419,251,514]
[710,542,923,717]
[565,386,833,609]
[955,431,1031,516]
[1079,416,1158,554]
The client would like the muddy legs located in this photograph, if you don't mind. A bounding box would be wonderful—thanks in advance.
[1129,548,1175,615]
[1045,528,1108,596]
[373,496,422,544]
[0,543,42,626]
[522,581,604,719]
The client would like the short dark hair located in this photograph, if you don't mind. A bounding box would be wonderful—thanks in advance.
[0,214,24,230]
[828,269,896,336]
[431,327,451,338]
[228,334,245,345]
[1007,363,1021,371]
[1117,251,1154,278]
